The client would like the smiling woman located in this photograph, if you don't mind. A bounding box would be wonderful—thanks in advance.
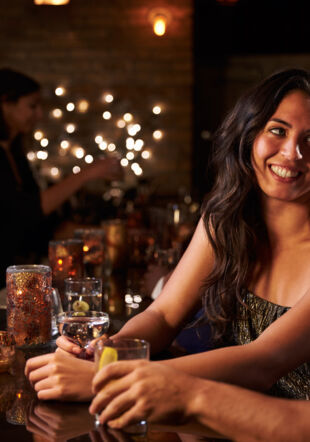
[252,90,310,202]
[25,68,310,406]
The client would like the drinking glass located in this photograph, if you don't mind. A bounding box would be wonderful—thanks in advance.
[48,239,84,306]
[65,277,102,313]
[74,228,107,278]
[94,338,150,434]
[57,311,109,349]
[0,332,15,373]
[51,288,63,337]
[6,265,52,347]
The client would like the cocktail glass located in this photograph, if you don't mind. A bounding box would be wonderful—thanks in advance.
[94,338,150,434]
[64,277,102,313]
[57,311,109,351]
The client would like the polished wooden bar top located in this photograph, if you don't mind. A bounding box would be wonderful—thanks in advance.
[0,346,228,442]
[0,269,230,442]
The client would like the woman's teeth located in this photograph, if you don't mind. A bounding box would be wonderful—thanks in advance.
[270,165,299,178]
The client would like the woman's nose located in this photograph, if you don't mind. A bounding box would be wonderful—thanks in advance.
[280,140,303,160]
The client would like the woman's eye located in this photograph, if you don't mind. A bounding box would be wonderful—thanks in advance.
[269,127,286,136]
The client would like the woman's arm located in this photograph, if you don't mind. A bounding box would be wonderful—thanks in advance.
[161,288,310,390]
[90,361,310,442]
[111,218,215,354]
[40,157,122,215]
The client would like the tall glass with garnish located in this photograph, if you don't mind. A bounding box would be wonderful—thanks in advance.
[65,277,102,313]
[94,338,150,434]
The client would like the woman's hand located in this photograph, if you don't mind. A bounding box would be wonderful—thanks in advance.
[26,401,95,440]
[25,349,95,401]
[89,360,199,429]
[84,157,123,182]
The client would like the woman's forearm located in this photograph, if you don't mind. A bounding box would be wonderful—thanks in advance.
[40,172,87,215]
[189,380,310,442]
[161,343,276,391]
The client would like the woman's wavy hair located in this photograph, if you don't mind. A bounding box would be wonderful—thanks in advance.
[0,68,40,140]
[201,68,310,343]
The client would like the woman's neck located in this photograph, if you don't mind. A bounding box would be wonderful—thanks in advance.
[262,197,310,248]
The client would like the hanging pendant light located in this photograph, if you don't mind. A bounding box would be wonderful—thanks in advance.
[34,0,70,5]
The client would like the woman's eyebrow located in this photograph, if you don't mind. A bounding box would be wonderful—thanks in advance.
[269,118,292,128]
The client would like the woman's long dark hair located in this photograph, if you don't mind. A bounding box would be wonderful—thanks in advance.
[201,68,310,343]
[0,68,40,140]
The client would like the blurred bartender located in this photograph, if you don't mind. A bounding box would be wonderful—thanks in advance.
[0,68,123,288]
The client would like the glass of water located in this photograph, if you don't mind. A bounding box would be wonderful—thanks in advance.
[65,277,102,313]
[57,311,109,349]
[94,338,150,434]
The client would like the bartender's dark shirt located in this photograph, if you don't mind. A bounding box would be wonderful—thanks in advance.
[0,137,48,287]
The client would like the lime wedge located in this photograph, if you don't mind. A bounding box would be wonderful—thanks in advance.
[98,346,118,370]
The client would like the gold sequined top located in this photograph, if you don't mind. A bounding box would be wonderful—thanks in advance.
[232,292,310,399]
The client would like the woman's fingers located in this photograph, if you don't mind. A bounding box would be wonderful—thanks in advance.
[56,335,82,355]
[25,353,54,378]
[92,360,146,393]
[96,390,136,426]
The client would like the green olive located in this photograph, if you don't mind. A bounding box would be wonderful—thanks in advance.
[72,300,90,312]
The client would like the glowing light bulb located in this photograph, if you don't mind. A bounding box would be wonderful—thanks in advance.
[121,158,129,167]
[51,167,60,177]
[126,152,134,160]
[77,100,89,113]
[153,130,163,140]
[37,150,48,160]
[126,138,135,150]
[152,105,162,114]
[123,113,133,122]
[142,150,151,159]
[34,130,44,140]
[72,166,81,174]
[66,102,75,112]
[99,141,107,150]
[60,140,70,149]
[73,147,85,159]
[153,16,166,36]
[102,111,112,120]
[52,108,63,118]
[116,119,126,128]
[103,93,114,103]
[108,143,116,152]
[95,135,103,144]
[55,87,65,96]
[134,139,144,151]
[85,154,94,164]
[27,151,36,161]
[40,138,49,147]
[66,123,76,133]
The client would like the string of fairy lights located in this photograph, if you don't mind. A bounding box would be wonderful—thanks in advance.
[27,85,165,184]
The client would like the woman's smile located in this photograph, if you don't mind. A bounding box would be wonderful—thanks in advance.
[252,90,310,202]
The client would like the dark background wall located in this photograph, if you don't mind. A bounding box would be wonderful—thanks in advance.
[1,0,310,203]
[193,0,310,200]
[0,0,193,198]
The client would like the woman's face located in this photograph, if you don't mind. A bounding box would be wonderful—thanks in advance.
[251,90,310,203]
[2,91,42,137]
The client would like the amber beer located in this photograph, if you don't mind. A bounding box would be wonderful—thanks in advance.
[6,265,52,347]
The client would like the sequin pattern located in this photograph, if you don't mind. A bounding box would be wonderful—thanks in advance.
[232,292,310,399]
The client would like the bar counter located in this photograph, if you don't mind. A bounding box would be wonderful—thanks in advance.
[0,273,229,441]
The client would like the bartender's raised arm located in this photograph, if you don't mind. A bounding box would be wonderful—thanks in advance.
[112,218,215,354]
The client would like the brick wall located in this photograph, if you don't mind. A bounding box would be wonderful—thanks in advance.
[0,0,193,196]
